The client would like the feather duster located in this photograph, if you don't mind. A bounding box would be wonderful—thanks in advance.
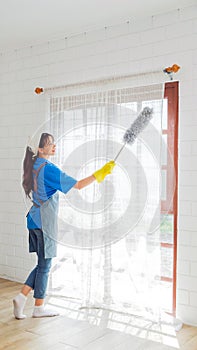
[114,107,153,161]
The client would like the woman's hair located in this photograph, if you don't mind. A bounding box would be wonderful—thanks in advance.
[22,133,54,198]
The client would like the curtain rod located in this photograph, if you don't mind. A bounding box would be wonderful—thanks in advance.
[34,64,180,95]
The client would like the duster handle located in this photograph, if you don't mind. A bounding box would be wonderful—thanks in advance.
[114,143,126,161]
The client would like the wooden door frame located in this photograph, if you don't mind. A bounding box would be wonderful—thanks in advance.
[163,81,179,314]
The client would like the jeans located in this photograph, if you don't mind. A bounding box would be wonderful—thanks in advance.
[25,229,52,299]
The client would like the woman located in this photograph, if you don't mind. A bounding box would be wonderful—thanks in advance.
[13,132,115,319]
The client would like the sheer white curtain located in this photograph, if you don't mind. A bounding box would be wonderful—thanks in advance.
[41,79,167,318]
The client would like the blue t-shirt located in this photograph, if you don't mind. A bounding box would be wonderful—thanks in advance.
[27,158,77,229]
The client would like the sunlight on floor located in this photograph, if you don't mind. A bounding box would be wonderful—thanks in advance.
[47,295,180,349]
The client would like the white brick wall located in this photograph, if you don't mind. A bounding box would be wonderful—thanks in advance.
[0,5,197,326]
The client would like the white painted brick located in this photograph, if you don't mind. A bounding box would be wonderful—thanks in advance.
[0,83,9,95]
[0,222,15,234]
[0,244,15,256]
[193,45,197,63]
[15,270,28,283]
[140,27,165,45]
[15,226,27,238]
[179,215,197,231]
[9,59,23,72]
[0,126,9,138]
[130,44,153,61]
[87,32,141,55]
[0,233,10,245]
[178,274,197,291]
[9,81,24,94]
[0,50,16,63]
[9,212,25,225]
[0,255,6,266]
[23,256,36,271]
[178,230,192,245]
[6,192,24,205]
[177,260,190,275]
[179,156,197,170]
[179,79,193,98]
[192,78,197,96]
[23,78,45,92]
[83,40,108,56]
[134,57,155,74]
[180,5,197,21]
[166,20,193,39]
[192,202,197,217]
[32,42,50,55]
[152,38,180,57]
[23,55,40,69]
[179,201,192,216]
[191,262,197,276]
[67,33,86,48]
[0,170,8,180]
[179,186,197,201]
[5,202,25,215]
[107,49,129,66]
[48,38,66,52]
[38,51,56,66]
[16,46,34,59]
[84,28,106,44]
[177,289,189,305]
[23,239,29,251]
[102,62,130,79]
[62,46,79,60]
[0,62,9,74]
[0,94,11,106]
[193,17,197,33]
[130,16,153,33]
[154,9,179,27]
[6,255,23,269]
[8,104,23,115]
[1,71,17,84]
[0,266,16,280]
[15,246,30,259]
[179,245,197,261]
[177,304,197,326]
[48,61,68,76]
[190,291,197,307]
[179,141,192,156]
[191,141,197,154]
[119,33,141,50]
[177,69,192,84]
[30,65,49,79]
[106,22,130,39]
[85,54,108,69]
[191,232,197,247]
[180,110,197,126]
[11,233,24,247]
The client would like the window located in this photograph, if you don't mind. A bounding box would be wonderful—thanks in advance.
[49,82,178,315]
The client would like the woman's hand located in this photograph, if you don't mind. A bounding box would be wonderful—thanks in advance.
[93,161,116,183]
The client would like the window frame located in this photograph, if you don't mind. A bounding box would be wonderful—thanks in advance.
[161,81,179,314]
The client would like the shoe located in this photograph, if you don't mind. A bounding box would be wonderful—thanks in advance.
[32,306,59,318]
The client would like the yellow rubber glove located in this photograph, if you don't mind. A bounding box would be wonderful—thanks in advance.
[93,160,116,183]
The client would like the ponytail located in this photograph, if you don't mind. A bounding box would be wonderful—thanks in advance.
[22,146,36,198]
[22,133,53,198]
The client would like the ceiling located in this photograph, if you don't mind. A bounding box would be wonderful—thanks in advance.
[0,0,196,51]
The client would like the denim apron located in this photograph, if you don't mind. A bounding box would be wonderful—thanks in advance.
[33,162,59,259]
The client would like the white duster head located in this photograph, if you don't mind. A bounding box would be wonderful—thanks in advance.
[123,107,153,145]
